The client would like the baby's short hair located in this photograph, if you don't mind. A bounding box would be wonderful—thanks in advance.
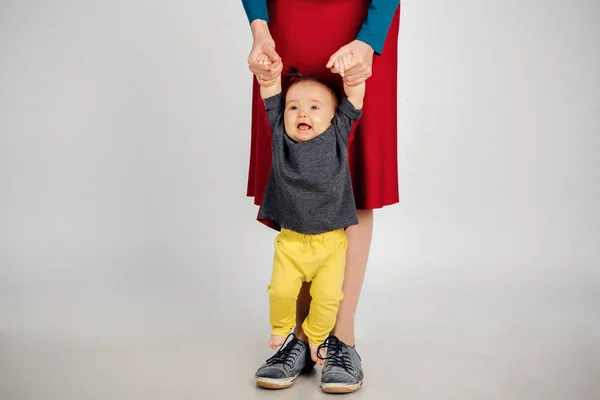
[283,67,339,106]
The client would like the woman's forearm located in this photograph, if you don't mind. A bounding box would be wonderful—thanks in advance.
[241,0,269,25]
[242,0,271,39]
[356,0,400,55]
[251,19,271,39]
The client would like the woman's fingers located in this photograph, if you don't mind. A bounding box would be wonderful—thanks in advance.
[344,70,371,84]
[344,67,364,80]
[248,51,267,70]
[349,55,364,69]
[249,53,283,82]
[326,46,350,69]
[344,66,371,85]
[335,58,344,77]
[249,55,277,74]
[343,74,368,86]
[342,54,350,67]
[261,77,278,87]
[258,53,269,66]
[328,51,360,78]
[327,40,375,82]
[263,43,280,62]
[344,57,369,79]
[270,59,283,75]
[344,54,365,72]
[252,68,278,81]
[249,64,269,79]
[248,36,283,84]
[333,52,353,77]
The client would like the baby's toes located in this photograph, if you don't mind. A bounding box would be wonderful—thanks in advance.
[269,335,285,349]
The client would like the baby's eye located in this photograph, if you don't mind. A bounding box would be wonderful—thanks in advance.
[290,106,298,110]
[311,105,318,110]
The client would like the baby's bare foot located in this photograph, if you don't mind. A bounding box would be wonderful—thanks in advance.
[309,343,326,365]
[269,335,285,350]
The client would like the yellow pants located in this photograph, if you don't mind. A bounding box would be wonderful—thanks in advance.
[268,228,347,346]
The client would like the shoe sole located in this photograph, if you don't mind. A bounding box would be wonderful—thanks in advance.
[255,374,299,390]
[321,381,363,393]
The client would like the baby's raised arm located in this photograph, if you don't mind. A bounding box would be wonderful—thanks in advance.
[331,52,366,109]
[343,79,365,110]
[256,54,282,99]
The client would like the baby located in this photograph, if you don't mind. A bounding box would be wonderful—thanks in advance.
[256,53,366,365]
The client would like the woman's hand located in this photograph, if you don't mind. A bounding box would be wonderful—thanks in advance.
[326,40,375,86]
[248,21,283,87]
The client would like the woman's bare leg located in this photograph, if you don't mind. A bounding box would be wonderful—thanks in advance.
[294,209,374,346]
[331,209,373,346]
[294,283,311,343]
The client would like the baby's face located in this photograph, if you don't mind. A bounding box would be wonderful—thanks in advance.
[284,81,336,142]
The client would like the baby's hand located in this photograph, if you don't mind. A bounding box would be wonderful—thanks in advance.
[257,53,283,98]
[256,53,273,67]
[331,52,361,78]
[256,53,280,87]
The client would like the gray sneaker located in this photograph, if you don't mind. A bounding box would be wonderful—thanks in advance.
[255,333,316,389]
[318,336,364,393]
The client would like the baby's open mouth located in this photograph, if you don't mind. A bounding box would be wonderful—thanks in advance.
[297,123,312,131]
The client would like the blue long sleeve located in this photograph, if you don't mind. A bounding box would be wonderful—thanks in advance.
[357,0,400,55]
[241,0,269,24]
[240,0,399,55]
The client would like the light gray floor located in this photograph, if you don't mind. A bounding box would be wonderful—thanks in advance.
[1,256,599,399]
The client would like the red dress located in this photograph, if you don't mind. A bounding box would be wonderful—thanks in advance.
[247,0,400,210]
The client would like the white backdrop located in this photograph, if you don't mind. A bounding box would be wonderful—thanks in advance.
[1,0,599,398]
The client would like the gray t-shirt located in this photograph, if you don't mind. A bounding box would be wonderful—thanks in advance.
[257,92,363,234]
